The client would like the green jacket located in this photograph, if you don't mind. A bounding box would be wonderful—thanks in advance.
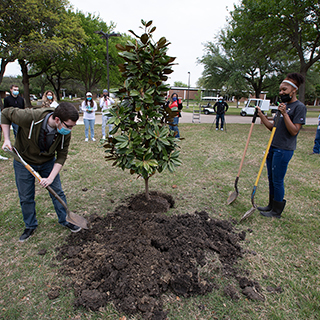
[2,107,71,166]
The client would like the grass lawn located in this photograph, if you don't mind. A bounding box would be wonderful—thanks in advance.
[0,122,319,319]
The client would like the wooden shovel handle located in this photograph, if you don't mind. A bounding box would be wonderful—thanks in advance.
[236,109,258,177]
[24,163,68,211]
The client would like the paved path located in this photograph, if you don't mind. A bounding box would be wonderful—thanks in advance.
[78,112,318,125]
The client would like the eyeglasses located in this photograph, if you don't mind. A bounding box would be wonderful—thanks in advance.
[61,120,75,129]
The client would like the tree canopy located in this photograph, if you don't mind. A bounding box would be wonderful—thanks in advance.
[199,0,320,103]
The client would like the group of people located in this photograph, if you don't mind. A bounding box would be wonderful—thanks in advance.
[0,72,318,243]
[81,89,114,141]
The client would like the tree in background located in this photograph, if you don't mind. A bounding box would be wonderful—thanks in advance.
[0,0,85,107]
[104,20,181,201]
[199,0,320,103]
[67,11,125,94]
[225,0,320,103]
[173,81,188,87]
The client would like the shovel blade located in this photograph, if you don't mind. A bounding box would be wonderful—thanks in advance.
[239,206,256,223]
[66,210,89,229]
[227,190,238,205]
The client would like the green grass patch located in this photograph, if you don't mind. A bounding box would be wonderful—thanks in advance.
[0,122,319,319]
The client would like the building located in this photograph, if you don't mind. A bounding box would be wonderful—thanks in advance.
[167,87,221,101]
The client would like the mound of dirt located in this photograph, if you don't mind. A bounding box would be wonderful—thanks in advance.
[55,192,259,319]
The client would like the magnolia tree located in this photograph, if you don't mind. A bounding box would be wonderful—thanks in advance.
[104,20,181,200]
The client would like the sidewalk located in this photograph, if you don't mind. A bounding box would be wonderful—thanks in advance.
[79,112,319,126]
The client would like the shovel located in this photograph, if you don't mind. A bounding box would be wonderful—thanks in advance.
[5,147,89,229]
[227,108,258,205]
[240,112,280,222]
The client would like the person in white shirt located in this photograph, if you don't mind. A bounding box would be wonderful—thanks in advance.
[99,89,115,139]
[81,92,97,141]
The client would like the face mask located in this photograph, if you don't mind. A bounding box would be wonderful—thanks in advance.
[87,97,92,100]
[172,97,177,102]
[13,90,19,96]
[280,94,292,103]
[58,126,71,135]
[47,95,53,100]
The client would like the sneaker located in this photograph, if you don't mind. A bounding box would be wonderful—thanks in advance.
[19,228,36,242]
[216,128,218,131]
[65,222,81,233]
[92,138,96,141]
[0,155,8,160]
[221,128,224,131]
[85,138,88,142]
[102,135,106,140]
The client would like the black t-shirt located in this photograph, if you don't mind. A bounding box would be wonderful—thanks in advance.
[3,94,25,110]
[271,100,306,151]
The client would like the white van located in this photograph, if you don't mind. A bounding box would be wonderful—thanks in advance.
[240,98,277,116]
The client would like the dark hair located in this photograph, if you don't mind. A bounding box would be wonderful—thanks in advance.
[286,73,304,88]
[85,97,94,108]
[10,84,19,89]
[52,102,79,122]
[171,92,178,98]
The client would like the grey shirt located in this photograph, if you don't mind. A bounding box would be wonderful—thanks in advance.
[271,100,306,151]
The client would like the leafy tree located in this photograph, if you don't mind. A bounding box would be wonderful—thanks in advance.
[173,81,188,87]
[67,11,125,93]
[0,0,85,107]
[228,0,320,103]
[104,20,181,200]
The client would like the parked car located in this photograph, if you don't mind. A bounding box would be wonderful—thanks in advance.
[30,94,38,101]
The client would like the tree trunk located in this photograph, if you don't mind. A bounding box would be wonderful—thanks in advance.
[144,177,150,201]
[299,68,307,105]
[0,59,11,109]
[19,59,32,108]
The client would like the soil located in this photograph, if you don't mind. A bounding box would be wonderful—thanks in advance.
[55,191,264,319]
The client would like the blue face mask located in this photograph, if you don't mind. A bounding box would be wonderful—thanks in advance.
[13,90,19,96]
[87,97,92,101]
[58,126,71,135]
[47,95,53,100]
[172,97,177,102]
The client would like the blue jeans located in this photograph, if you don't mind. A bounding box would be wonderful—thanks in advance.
[312,128,320,154]
[216,114,225,128]
[83,119,95,139]
[266,147,294,202]
[12,123,19,138]
[102,116,113,137]
[169,116,180,138]
[13,159,68,229]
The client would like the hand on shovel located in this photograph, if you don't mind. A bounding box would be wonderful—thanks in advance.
[40,177,53,188]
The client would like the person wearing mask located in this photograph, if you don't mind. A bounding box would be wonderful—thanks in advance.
[99,89,115,139]
[213,97,228,131]
[81,92,97,142]
[310,113,320,155]
[257,73,307,219]
[1,102,81,242]
[42,90,59,108]
[3,84,25,137]
[166,92,183,138]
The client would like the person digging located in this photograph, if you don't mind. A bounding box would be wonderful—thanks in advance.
[1,103,82,242]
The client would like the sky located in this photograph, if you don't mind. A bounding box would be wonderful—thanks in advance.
[5,0,239,87]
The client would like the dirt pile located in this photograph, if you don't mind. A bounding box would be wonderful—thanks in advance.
[56,193,257,319]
